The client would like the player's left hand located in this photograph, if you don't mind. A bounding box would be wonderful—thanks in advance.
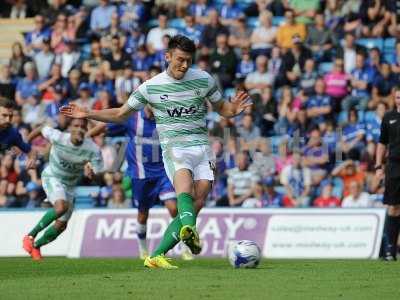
[230,91,252,116]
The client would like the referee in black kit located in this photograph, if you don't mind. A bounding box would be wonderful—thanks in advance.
[376,86,400,261]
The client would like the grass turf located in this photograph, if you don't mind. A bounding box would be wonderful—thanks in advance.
[0,258,399,300]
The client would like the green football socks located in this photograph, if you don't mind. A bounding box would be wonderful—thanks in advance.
[28,209,58,237]
[177,193,196,227]
[151,216,182,257]
[34,225,62,248]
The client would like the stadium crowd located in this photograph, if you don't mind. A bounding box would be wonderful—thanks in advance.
[0,0,399,209]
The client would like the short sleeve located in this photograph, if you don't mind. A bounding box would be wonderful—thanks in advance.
[127,84,148,111]
[379,115,388,145]
[12,129,31,153]
[205,74,223,103]
[41,126,62,143]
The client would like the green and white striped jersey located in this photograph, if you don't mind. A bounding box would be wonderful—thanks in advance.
[41,126,104,186]
[127,68,223,150]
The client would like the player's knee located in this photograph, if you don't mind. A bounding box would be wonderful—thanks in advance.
[137,211,149,224]
[54,200,69,216]
[54,220,67,232]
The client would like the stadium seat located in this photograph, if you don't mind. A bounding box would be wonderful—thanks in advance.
[384,38,396,53]
[74,186,100,197]
[318,62,333,74]
[356,38,384,51]
[337,111,348,125]
[384,53,395,64]
[272,16,286,26]
[169,18,185,30]
[247,17,259,29]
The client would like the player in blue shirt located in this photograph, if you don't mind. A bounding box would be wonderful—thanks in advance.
[0,99,36,168]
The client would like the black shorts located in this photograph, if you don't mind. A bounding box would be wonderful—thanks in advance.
[384,161,400,205]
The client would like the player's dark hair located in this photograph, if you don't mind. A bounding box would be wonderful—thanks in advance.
[0,98,15,109]
[167,35,196,54]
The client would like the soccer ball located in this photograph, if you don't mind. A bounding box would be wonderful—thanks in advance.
[228,240,261,268]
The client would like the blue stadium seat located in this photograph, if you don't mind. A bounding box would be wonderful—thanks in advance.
[247,17,259,29]
[356,38,384,51]
[272,16,285,26]
[384,53,396,64]
[318,62,333,74]
[364,111,376,123]
[74,186,100,197]
[147,19,159,28]
[337,111,348,125]
[384,38,396,53]
[169,18,185,30]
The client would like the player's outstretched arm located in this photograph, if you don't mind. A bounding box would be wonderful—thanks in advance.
[60,102,134,124]
[27,125,45,142]
[213,91,252,118]
[86,122,107,137]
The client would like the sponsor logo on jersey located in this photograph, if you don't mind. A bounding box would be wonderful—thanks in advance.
[167,105,198,117]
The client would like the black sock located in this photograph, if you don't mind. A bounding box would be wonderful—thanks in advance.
[386,215,400,256]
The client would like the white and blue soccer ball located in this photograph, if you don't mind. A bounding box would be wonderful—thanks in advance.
[228,240,261,268]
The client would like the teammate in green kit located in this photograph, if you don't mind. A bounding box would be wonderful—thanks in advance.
[23,119,103,260]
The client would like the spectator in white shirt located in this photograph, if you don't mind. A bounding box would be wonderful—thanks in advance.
[342,181,372,208]
[146,14,177,54]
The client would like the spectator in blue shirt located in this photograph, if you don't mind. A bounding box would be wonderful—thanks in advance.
[306,78,332,126]
[132,45,154,81]
[89,69,114,98]
[366,102,386,143]
[370,62,398,109]
[236,49,255,80]
[220,0,243,28]
[179,15,202,47]
[24,14,51,54]
[342,53,375,111]
[124,26,146,55]
[189,0,210,26]
[90,0,116,32]
[341,109,365,161]
[15,62,39,107]
[118,0,146,31]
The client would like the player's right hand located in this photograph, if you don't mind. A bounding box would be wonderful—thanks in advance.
[60,103,89,119]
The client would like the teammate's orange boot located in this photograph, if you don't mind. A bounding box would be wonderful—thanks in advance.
[23,235,34,254]
[31,247,42,261]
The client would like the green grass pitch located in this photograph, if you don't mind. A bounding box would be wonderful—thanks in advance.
[0,258,399,299]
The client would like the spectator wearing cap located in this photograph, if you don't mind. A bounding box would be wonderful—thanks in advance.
[33,37,54,80]
[340,109,365,160]
[332,160,366,198]
[302,128,330,185]
[227,152,259,207]
[228,16,252,50]
[245,55,274,96]
[276,10,306,49]
[306,78,332,127]
[146,14,177,54]
[370,63,397,110]
[115,61,140,104]
[219,0,243,28]
[210,33,237,89]
[90,0,116,33]
[55,39,81,78]
[200,8,229,53]
[313,183,341,207]
[75,82,95,109]
[280,151,312,207]
[324,58,349,112]
[24,14,51,54]
[180,15,203,47]
[342,53,375,111]
[15,62,39,107]
[250,10,277,58]
[305,13,336,62]
[341,181,372,207]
